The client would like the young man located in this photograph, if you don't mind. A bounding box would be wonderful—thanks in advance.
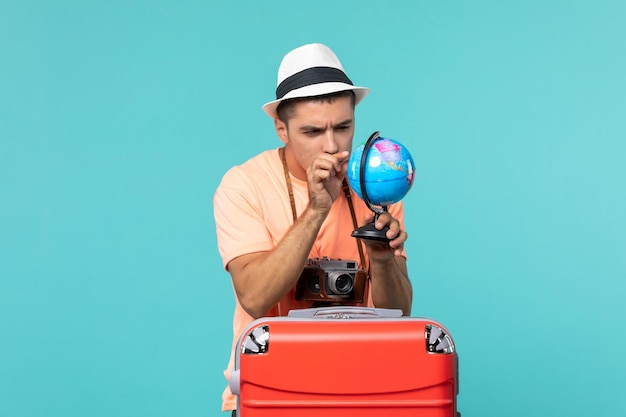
[213,43,413,413]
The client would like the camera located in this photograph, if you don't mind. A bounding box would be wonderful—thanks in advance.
[295,257,367,303]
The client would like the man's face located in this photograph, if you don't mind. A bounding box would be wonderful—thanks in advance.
[275,96,355,180]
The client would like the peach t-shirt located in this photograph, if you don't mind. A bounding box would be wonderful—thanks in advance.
[213,148,405,411]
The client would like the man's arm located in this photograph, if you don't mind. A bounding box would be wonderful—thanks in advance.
[227,204,327,319]
[227,150,349,319]
[361,212,413,315]
[369,255,412,315]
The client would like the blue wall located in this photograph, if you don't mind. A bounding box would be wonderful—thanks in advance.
[1,1,624,416]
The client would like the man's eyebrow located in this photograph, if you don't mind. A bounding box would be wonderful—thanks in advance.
[299,125,322,132]
[335,118,354,127]
[299,118,354,132]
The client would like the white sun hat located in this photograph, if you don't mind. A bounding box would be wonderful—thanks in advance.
[262,43,370,119]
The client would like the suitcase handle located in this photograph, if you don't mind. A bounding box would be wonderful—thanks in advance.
[287,306,403,319]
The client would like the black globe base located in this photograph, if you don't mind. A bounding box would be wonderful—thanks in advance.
[351,223,391,242]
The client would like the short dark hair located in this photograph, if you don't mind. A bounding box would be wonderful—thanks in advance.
[276,90,356,124]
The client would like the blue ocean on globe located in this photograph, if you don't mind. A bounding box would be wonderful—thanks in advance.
[347,136,415,207]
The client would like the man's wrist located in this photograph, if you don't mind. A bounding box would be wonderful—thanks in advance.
[368,252,396,266]
[303,203,330,222]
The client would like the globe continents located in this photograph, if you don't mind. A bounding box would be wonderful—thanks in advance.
[347,136,415,207]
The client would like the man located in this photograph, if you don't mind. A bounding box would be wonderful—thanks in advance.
[213,43,413,413]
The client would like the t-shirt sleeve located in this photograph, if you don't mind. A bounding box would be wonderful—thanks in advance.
[213,168,275,270]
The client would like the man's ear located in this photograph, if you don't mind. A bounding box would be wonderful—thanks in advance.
[274,118,288,144]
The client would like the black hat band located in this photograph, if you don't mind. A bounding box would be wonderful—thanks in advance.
[276,66,353,100]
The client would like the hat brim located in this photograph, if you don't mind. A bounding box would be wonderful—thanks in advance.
[262,83,370,119]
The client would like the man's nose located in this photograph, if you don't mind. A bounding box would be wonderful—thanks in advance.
[322,130,339,154]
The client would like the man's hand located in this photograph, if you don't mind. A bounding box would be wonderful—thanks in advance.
[307,151,350,213]
[361,211,408,259]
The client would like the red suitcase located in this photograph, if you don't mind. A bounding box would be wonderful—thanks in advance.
[230,307,459,416]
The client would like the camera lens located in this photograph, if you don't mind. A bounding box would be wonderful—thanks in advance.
[326,272,354,295]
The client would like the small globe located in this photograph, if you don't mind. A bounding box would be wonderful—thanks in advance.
[347,135,415,207]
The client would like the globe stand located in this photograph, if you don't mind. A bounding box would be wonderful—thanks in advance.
[351,218,391,242]
[351,131,392,243]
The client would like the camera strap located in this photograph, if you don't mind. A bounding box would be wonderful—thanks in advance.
[280,147,367,269]
[341,179,367,270]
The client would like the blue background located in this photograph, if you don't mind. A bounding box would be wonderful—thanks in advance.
[1,1,625,416]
